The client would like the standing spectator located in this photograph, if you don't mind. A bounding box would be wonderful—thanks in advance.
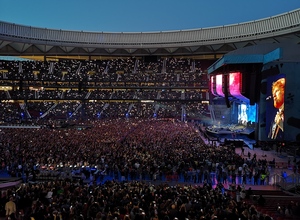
[241,146,245,156]
[260,173,266,185]
[5,196,16,220]
[242,173,247,185]
[282,171,287,182]
[253,171,259,185]
[222,169,228,184]
[248,151,251,159]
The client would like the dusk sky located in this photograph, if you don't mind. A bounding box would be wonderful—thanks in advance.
[1,0,300,32]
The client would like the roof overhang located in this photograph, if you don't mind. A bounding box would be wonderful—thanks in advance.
[207,47,282,74]
[1,9,300,57]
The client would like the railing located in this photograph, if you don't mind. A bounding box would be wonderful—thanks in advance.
[19,102,32,119]
[84,91,91,99]
[69,103,82,119]
[0,178,23,189]
[0,124,41,128]
[165,174,179,182]
[5,90,11,99]
[269,173,300,191]
[39,103,58,119]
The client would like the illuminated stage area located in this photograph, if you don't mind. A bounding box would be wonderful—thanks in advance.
[208,43,300,145]
[206,123,255,136]
[205,122,256,149]
[205,100,257,147]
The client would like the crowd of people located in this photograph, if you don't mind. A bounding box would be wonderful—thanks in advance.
[1,119,297,219]
[2,179,280,220]
[0,100,209,123]
[0,58,210,82]
[0,58,299,219]
[0,57,211,123]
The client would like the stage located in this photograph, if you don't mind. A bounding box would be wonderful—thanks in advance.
[203,123,256,149]
[206,124,255,135]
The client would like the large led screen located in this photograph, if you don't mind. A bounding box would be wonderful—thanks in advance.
[229,72,249,102]
[238,103,248,124]
[216,74,224,97]
[238,103,257,125]
[266,74,285,140]
[210,76,217,96]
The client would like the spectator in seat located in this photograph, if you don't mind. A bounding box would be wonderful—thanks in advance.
[257,195,265,206]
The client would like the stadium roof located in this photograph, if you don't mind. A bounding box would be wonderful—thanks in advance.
[0,9,300,57]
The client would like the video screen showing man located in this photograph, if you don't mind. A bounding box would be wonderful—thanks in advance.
[268,77,285,139]
[238,104,248,125]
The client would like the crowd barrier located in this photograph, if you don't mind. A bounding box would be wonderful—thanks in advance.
[165,174,179,182]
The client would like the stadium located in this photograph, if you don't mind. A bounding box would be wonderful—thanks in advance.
[1,7,300,220]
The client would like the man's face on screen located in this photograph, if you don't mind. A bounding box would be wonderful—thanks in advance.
[273,86,284,109]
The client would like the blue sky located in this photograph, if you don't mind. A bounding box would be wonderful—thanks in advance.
[1,0,300,32]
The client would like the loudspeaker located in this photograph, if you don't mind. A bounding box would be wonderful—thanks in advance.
[249,72,257,105]
[223,75,231,108]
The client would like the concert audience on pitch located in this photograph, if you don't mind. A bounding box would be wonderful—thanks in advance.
[1,119,297,219]
[0,58,299,219]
